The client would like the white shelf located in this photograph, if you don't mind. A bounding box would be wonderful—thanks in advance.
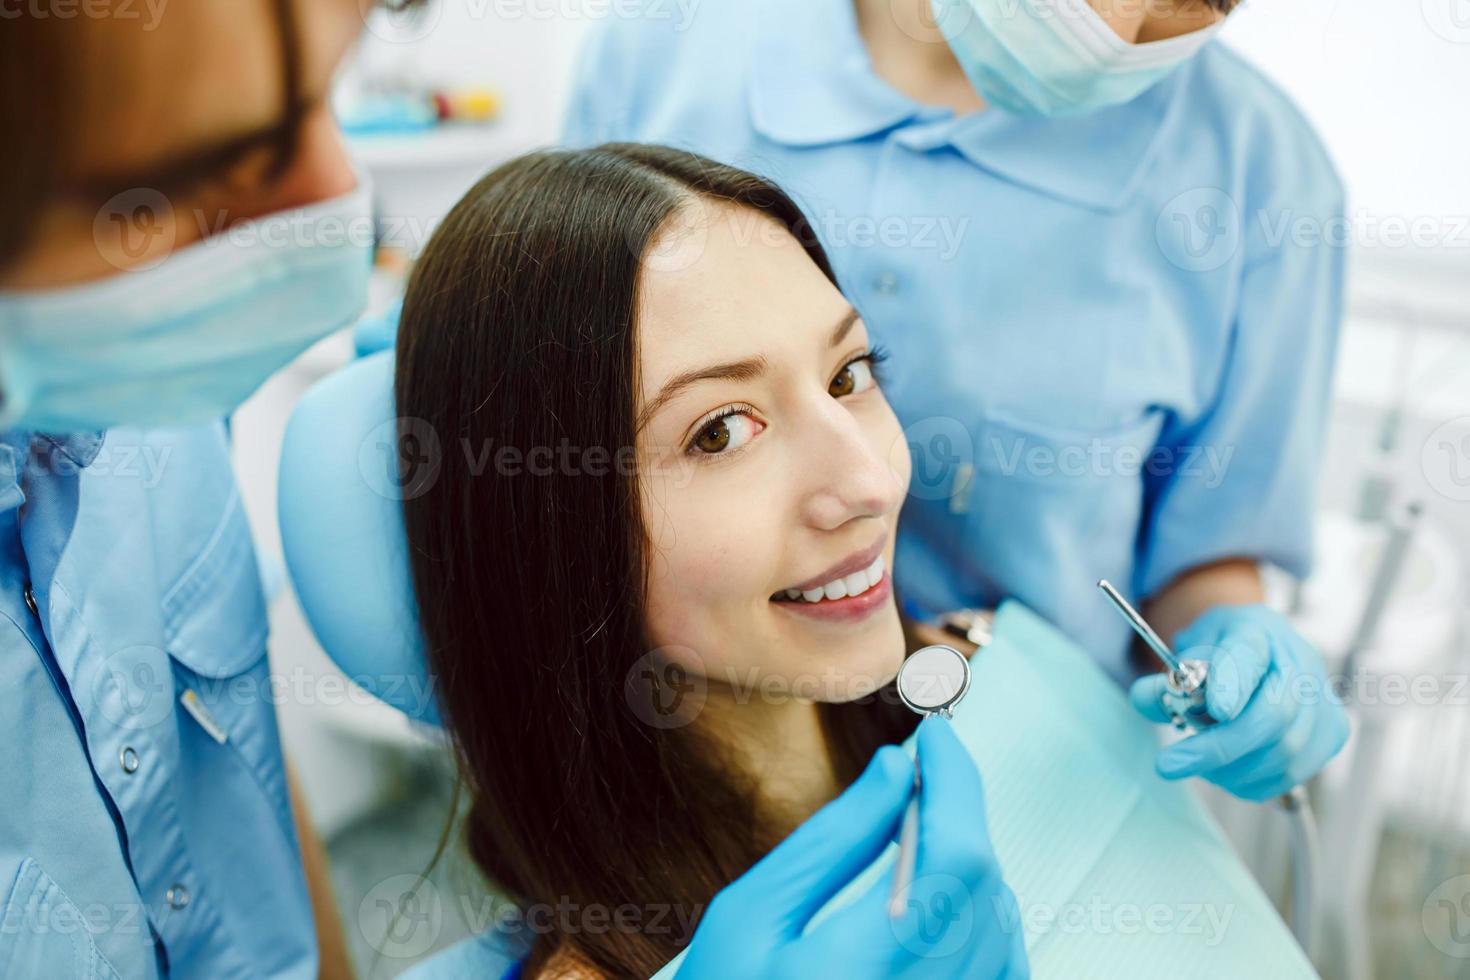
[349,122,541,173]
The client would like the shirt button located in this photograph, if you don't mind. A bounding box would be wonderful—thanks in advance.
[874,272,900,295]
[23,585,37,618]
[166,884,190,910]
[120,747,140,774]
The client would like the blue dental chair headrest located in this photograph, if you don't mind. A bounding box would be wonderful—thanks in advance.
[278,350,439,724]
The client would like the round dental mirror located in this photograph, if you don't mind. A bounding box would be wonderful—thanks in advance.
[897,644,971,719]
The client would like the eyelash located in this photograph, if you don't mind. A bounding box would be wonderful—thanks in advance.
[682,347,890,458]
[863,345,891,385]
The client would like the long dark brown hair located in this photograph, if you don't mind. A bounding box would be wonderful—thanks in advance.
[396,144,915,977]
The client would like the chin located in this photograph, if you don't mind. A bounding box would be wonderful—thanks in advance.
[816,609,907,704]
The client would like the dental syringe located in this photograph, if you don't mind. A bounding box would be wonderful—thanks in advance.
[1097,579,1213,730]
[1096,580,1319,956]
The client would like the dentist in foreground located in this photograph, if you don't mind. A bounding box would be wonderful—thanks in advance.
[0,2,1010,977]
[0,2,377,976]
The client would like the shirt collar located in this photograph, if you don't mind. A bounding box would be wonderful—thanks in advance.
[748,0,921,147]
[0,431,102,517]
[748,0,1193,212]
[0,441,23,516]
[38,432,105,469]
[943,66,1190,212]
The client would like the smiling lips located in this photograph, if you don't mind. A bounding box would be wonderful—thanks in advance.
[770,537,892,624]
[772,566,892,624]
[777,554,886,604]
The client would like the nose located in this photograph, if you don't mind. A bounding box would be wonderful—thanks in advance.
[796,397,906,532]
[207,107,358,233]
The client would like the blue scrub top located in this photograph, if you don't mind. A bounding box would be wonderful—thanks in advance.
[562,0,1346,681]
[0,426,315,978]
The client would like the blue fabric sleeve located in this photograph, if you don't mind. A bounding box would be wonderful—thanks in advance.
[1136,184,1347,597]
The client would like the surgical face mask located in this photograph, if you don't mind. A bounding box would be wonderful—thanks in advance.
[0,173,374,433]
[931,0,1224,117]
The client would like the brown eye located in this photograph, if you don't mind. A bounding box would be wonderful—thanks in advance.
[830,366,855,397]
[695,419,732,454]
[830,357,876,398]
[686,411,759,456]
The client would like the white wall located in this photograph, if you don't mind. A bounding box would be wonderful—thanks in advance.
[1223,0,1470,223]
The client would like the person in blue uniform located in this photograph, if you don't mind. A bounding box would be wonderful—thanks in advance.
[0,2,374,975]
[561,0,1349,800]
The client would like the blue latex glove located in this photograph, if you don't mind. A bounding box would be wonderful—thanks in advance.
[679,717,1029,979]
[1129,604,1349,802]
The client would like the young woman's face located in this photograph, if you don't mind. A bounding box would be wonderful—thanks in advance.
[635,201,912,707]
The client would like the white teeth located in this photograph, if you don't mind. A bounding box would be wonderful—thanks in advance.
[868,555,884,587]
[787,555,887,603]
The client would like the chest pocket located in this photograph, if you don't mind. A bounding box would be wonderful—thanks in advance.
[157,482,291,830]
[115,425,288,834]
[159,486,268,680]
[952,411,1164,602]
[1,860,125,980]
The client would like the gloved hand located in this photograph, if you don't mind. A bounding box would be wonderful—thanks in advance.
[678,716,1028,979]
[1130,604,1349,802]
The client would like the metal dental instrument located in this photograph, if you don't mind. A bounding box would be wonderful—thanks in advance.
[1097,579,1212,730]
[889,644,972,919]
[1096,579,1319,955]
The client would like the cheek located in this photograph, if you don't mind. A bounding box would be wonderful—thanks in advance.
[640,469,783,658]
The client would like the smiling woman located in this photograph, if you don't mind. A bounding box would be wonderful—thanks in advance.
[394,143,921,977]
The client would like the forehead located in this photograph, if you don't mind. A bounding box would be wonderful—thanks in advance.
[634,200,848,394]
[65,0,362,180]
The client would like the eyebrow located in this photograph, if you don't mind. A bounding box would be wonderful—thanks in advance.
[828,307,861,347]
[637,307,863,432]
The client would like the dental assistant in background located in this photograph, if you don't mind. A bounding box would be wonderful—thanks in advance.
[0,2,379,976]
[564,0,1349,801]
